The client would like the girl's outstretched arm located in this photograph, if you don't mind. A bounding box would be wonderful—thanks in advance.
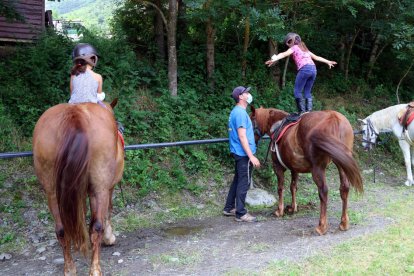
[265,48,293,67]
[309,52,337,69]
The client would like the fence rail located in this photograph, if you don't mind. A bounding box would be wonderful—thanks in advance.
[0,136,271,160]
[1,129,364,160]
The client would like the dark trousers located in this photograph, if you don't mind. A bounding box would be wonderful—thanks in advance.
[224,154,252,218]
[294,64,317,99]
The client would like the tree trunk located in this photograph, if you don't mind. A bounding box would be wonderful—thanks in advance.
[168,0,178,96]
[241,6,250,79]
[367,37,388,81]
[366,34,380,80]
[154,0,165,60]
[396,60,414,104]
[206,17,215,92]
[268,39,281,88]
[345,29,360,80]
[339,35,345,71]
[177,0,187,44]
[281,57,289,89]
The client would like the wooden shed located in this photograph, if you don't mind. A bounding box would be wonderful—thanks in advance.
[0,0,46,43]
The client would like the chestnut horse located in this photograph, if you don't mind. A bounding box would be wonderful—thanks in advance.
[250,106,363,235]
[33,101,124,276]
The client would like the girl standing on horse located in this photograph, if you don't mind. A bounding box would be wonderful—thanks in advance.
[265,33,337,114]
[69,43,105,104]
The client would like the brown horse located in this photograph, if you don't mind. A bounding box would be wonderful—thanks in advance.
[250,106,363,235]
[33,101,124,276]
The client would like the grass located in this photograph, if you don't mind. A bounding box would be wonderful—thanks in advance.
[260,185,414,275]
[150,249,202,268]
[1,136,413,276]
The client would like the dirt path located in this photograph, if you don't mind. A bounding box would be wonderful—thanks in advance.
[1,172,398,276]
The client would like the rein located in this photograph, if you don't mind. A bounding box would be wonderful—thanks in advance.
[254,122,282,167]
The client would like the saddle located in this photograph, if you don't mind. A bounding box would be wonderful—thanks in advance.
[270,113,301,143]
[398,102,414,130]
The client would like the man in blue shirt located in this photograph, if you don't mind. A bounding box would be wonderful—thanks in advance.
[223,86,261,222]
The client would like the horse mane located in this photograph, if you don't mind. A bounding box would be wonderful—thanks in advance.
[256,107,288,134]
[368,103,406,131]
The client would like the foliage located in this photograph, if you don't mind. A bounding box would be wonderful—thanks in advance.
[0,31,72,137]
[2,0,413,197]
[45,0,116,33]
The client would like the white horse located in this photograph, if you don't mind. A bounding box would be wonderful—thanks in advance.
[360,103,414,186]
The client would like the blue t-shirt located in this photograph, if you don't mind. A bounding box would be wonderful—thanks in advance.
[228,105,256,156]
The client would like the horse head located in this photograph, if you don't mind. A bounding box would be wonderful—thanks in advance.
[250,106,288,143]
[358,118,378,150]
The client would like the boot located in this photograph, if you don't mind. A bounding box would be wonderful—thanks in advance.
[295,98,305,114]
[305,98,313,112]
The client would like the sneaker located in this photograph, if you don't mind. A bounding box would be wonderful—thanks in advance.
[235,213,257,223]
[223,208,236,216]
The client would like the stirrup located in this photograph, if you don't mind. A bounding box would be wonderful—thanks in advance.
[117,121,125,134]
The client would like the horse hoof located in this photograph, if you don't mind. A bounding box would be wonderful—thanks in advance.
[64,265,77,276]
[103,234,116,245]
[404,181,412,187]
[89,267,102,276]
[274,210,283,217]
[286,205,294,214]
[315,226,328,235]
[339,222,349,231]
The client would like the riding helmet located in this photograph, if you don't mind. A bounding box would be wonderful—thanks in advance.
[72,43,99,67]
[284,33,301,47]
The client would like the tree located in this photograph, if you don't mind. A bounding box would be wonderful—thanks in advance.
[131,0,177,96]
[167,0,178,96]
[249,2,284,87]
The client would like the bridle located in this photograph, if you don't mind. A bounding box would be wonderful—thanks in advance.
[361,118,379,149]
[252,117,273,166]
[252,117,264,140]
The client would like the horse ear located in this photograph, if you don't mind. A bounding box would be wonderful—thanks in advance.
[357,119,366,124]
[110,98,118,109]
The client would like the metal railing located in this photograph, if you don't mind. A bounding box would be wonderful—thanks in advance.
[0,136,271,160]
[1,128,365,160]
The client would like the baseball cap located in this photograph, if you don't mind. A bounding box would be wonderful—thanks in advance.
[231,86,251,102]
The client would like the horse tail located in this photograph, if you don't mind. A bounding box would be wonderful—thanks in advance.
[309,131,363,194]
[54,108,90,255]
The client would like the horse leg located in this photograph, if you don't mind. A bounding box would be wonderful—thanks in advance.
[103,188,116,245]
[338,168,350,231]
[286,171,299,214]
[89,191,110,276]
[47,194,77,275]
[312,167,329,235]
[410,146,414,186]
[399,140,413,186]
[273,162,285,217]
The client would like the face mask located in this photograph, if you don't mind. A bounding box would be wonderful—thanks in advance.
[246,94,253,104]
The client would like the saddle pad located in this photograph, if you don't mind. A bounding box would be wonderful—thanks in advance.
[274,121,300,144]
[407,113,414,126]
[118,130,125,148]
[398,107,414,127]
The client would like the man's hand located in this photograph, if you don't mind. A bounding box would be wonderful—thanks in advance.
[250,155,261,168]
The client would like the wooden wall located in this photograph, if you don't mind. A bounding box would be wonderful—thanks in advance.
[0,0,45,43]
